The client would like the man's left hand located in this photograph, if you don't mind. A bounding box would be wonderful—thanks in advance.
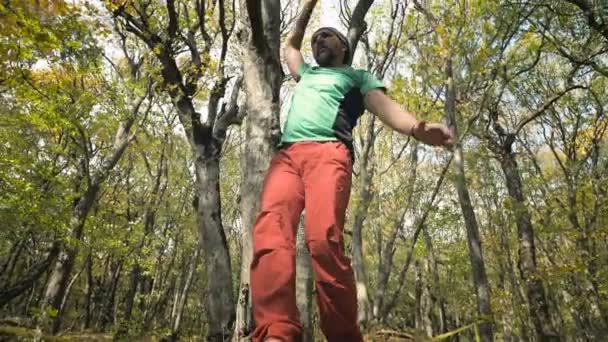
[413,121,454,148]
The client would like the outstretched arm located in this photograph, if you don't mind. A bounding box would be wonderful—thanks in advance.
[364,89,454,147]
[285,0,318,80]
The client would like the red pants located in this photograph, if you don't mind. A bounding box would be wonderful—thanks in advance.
[250,142,363,342]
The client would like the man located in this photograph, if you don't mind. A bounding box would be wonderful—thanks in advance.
[250,2,454,341]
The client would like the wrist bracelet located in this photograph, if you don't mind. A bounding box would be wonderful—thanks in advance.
[412,120,424,139]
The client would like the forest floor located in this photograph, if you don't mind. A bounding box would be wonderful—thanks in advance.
[0,325,112,341]
[0,325,424,341]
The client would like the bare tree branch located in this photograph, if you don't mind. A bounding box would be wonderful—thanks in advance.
[214,75,244,139]
[346,0,375,65]
[514,85,585,136]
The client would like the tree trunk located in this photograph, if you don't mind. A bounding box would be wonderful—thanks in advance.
[452,135,494,342]
[422,226,448,335]
[411,1,493,337]
[346,0,396,325]
[351,116,377,325]
[414,260,422,331]
[0,243,60,307]
[120,264,140,333]
[499,148,559,340]
[40,184,98,334]
[169,248,200,341]
[445,52,493,340]
[83,255,93,330]
[0,240,24,286]
[58,259,85,323]
[195,154,235,341]
[296,218,314,342]
[98,260,121,331]
[118,148,167,336]
[234,0,282,338]
[414,259,433,337]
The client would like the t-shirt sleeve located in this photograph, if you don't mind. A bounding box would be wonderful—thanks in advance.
[359,70,386,95]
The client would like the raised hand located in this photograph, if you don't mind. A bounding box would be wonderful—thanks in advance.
[412,121,454,148]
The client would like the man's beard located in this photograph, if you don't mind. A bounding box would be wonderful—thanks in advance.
[315,48,336,67]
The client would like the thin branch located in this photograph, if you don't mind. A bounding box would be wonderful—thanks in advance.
[514,84,585,136]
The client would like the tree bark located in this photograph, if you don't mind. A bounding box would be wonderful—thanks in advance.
[564,0,608,43]
[451,124,494,342]
[169,248,200,341]
[438,42,494,339]
[41,183,99,334]
[351,116,377,325]
[345,0,375,65]
[83,255,93,330]
[98,259,122,331]
[414,259,433,337]
[499,147,559,340]
[0,240,24,286]
[347,0,399,323]
[195,154,235,340]
[0,243,60,307]
[422,226,448,335]
[234,0,282,338]
[295,218,314,342]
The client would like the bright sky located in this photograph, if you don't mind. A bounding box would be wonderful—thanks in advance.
[320,0,344,28]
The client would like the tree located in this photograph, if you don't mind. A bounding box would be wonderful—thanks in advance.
[109,1,242,338]
[233,0,283,338]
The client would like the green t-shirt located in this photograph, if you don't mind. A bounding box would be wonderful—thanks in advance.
[281,63,385,150]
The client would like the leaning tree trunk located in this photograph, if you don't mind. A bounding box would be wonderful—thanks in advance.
[41,183,102,334]
[0,242,60,307]
[411,1,493,338]
[499,146,559,340]
[234,0,282,338]
[350,116,377,325]
[169,247,200,342]
[39,82,148,334]
[446,61,493,342]
[451,139,494,342]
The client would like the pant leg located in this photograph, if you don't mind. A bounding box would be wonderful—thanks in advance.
[251,149,305,342]
[300,142,363,342]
